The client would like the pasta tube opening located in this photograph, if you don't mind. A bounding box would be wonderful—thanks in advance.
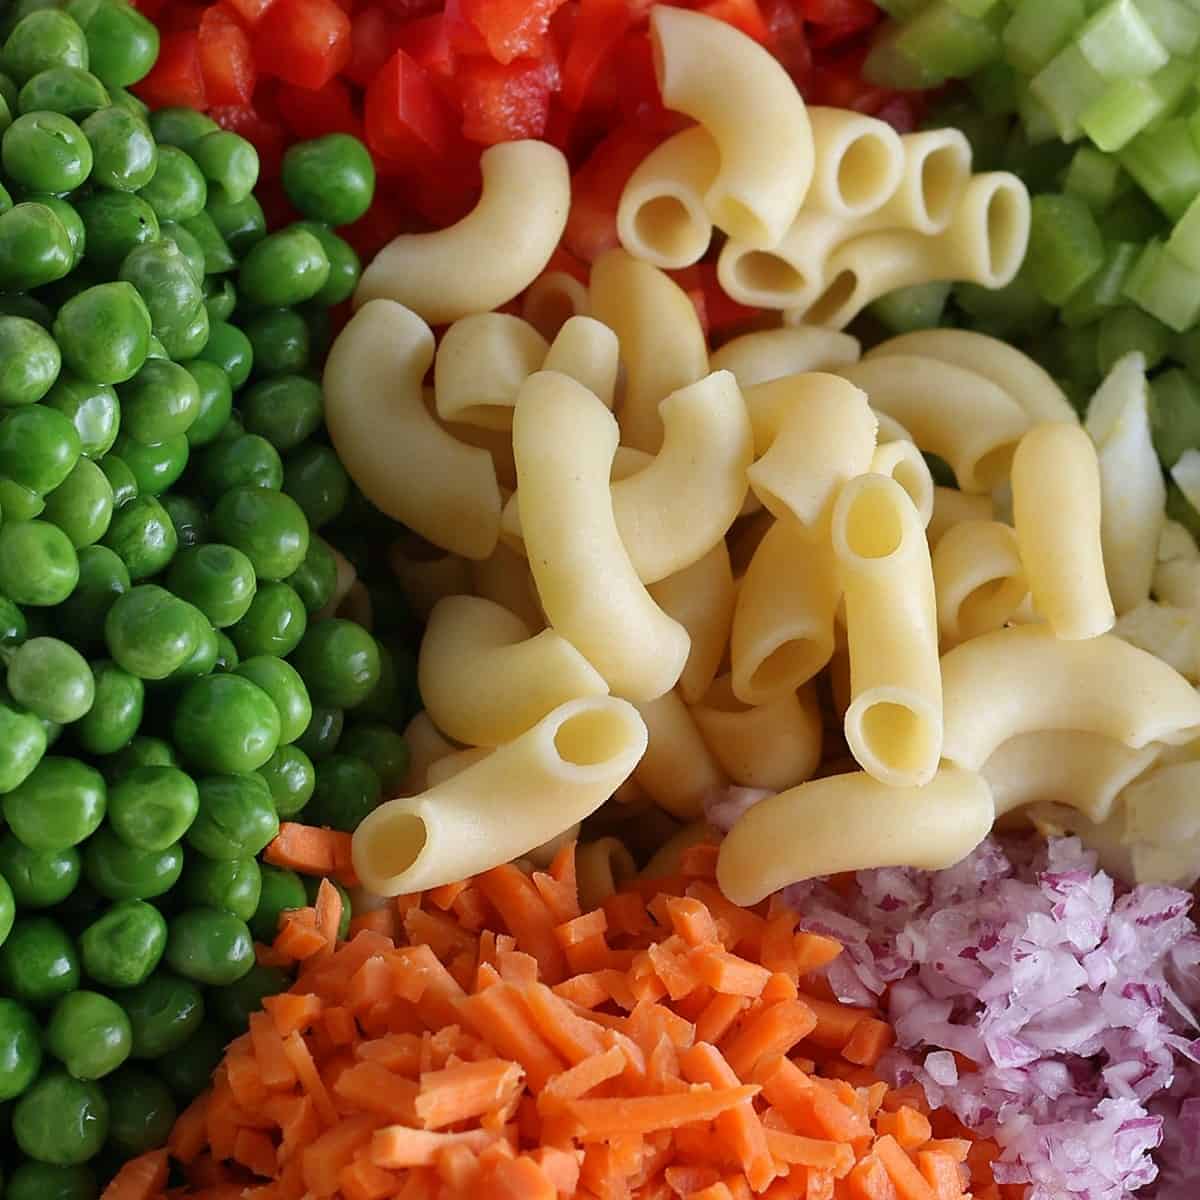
[806,108,904,218]
[909,134,972,232]
[804,269,859,328]
[358,812,428,887]
[555,706,638,767]
[637,197,706,265]
[523,271,590,342]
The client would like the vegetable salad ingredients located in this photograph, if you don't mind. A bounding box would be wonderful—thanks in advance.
[144,844,1005,1199]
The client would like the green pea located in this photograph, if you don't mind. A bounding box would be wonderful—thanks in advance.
[108,432,189,496]
[282,133,375,227]
[0,64,14,104]
[118,357,202,445]
[14,1068,107,1165]
[0,521,78,606]
[24,198,82,274]
[0,290,51,325]
[303,875,352,940]
[159,491,207,549]
[43,374,120,460]
[67,0,159,88]
[191,129,258,204]
[0,870,12,946]
[74,660,140,755]
[161,294,209,361]
[250,864,307,943]
[0,835,79,908]
[182,208,234,273]
[241,374,323,453]
[119,969,204,1058]
[187,772,279,860]
[105,1065,174,1155]
[0,314,59,405]
[195,432,283,498]
[0,477,44,520]
[180,361,233,452]
[0,404,81,494]
[101,493,177,579]
[17,64,108,116]
[2,110,92,191]
[210,485,310,581]
[78,897,165,988]
[173,674,282,775]
[2,11,89,84]
[295,703,343,760]
[208,962,289,1035]
[340,724,411,793]
[0,594,27,647]
[0,916,79,1005]
[160,219,205,281]
[170,616,218,681]
[0,201,73,289]
[53,544,127,649]
[108,84,147,119]
[205,187,264,255]
[5,637,94,724]
[164,544,254,632]
[54,281,152,384]
[119,238,203,345]
[156,1021,222,1101]
[6,1164,97,1200]
[358,639,417,723]
[283,443,350,530]
[245,306,309,377]
[287,536,337,616]
[104,584,204,680]
[213,630,238,674]
[202,273,236,323]
[196,319,252,389]
[0,998,41,1100]
[292,619,382,710]
[2,758,105,851]
[76,190,158,274]
[236,655,312,745]
[166,907,253,987]
[181,856,261,923]
[81,104,154,191]
[228,580,307,660]
[101,734,176,781]
[215,411,244,443]
[258,744,316,819]
[148,106,216,150]
[42,458,113,548]
[137,141,206,222]
[107,765,198,853]
[308,754,381,833]
[239,226,330,308]
[83,828,182,901]
[46,991,131,1080]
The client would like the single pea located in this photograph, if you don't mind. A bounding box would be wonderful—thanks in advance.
[136,144,205,229]
[0,521,78,606]
[46,991,131,1080]
[17,64,108,116]
[258,744,316,819]
[0,594,27,646]
[195,319,252,389]
[209,485,310,581]
[75,660,142,755]
[2,758,105,851]
[2,11,89,84]
[181,857,261,922]
[0,916,79,1005]
[118,238,203,344]
[291,619,382,710]
[187,772,279,860]
[302,875,352,940]
[99,465,137,518]
[194,432,283,498]
[68,0,159,88]
[3,110,92,191]
[283,443,350,530]
[244,307,309,377]
[160,296,209,361]
[202,273,236,323]
[308,754,382,833]
[250,864,307,942]
[0,404,81,494]
[78,897,165,988]
[0,314,59,405]
[282,133,375,226]
[287,536,337,616]
[43,374,120,460]
[305,222,363,306]
[108,432,189,496]
[166,907,253,987]
[212,630,238,673]
[104,584,203,679]
[205,187,264,255]
[54,281,152,385]
[0,290,51,325]
[118,357,202,445]
[148,105,216,150]
[191,128,258,203]
[118,969,203,1058]
[0,834,79,909]
[14,1068,107,1165]
[0,201,73,289]
[235,655,312,744]
[108,83,147,118]
[228,581,307,660]
[104,1065,174,1155]
[5,637,94,724]
[169,616,218,681]
[181,360,233,452]
[81,104,155,191]
[241,374,323,453]
[52,544,128,650]
[24,198,82,275]
[101,493,177,579]
[42,458,113,548]
[156,1021,222,1101]
[108,766,198,852]
[159,492,207,549]
[83,828,182,900]
[295,703,343,760]
[0,998,41,1100]
[239,227,330,308]
[165,542,256,630]
[208,962,289,1034]
[159,220,205,281]
[340,724,411,794]
[172,673,281,774]
[0,871,13,945]
[0,477,44,520]
[76,190,159,273]
[182,208,233,274]
[100,734,176,781]
[6,1164,97,1200]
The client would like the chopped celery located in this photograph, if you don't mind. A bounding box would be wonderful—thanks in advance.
[968,60,1021,115]
[1167,192,1200,269]
[953,269,1055,337]
[1002,128,1075,192]
[1026,193,1106,304]
[1017,87,1062,144]
[1076,0,1170,79]
[1101,189,1165,240]
[1120,118,1200,219]
[1062,324,1104,389]
[1121,240,1200,330]
[1080,58,1193,151]
[1138,0,1200,53]
[1063,146,1127,210]
[1150,368,1200,466]
[1061,242,1142,325]
[870,282,953,333]
[950,0,1003,15]
[1173,327,1200,376]
[1097,304,1173,371]
[894,1,1001,79]
[876,0,933,16]
[923,100,1010,169]
[863,22,946,89]
[1029,45,1111,140]
[1003,0,1086,75]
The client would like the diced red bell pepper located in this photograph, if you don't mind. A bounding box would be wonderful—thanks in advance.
[379,0,441,14]
[460,0,570,66]
[277,78,362,140]
[210,104,288,178]
[457,57,556,146]
[157,3,209,31]
[561,0,634,112]
[133,31,207,110]
[197,6,256,106]
[410,157,483,226]
[670,263,760,336]
[872,93,925,133]
[698,0,769,43]
[443,0,490,56]
[614,31,679,133]
[224,0,276,24]
[254,177,301,231]
[397,14,454,82]
[338,183,411,258]
[761,0,812,86]
[810,46,891,112]
[800,0,879,30]
[254,0,353,91]
[129,0,167,19]
[345,6,401,87]
[365,48,461,172]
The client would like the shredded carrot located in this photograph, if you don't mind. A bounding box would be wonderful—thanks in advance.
[264,822,341,875]
[722,999,817,1080]
[100,1149,169,1200]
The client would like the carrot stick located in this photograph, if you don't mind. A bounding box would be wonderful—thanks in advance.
[477,865,568,985]
[722,999,817,1079]
[456,982,567,1092]
[695,992,751,1046]
[370,1126,496,1169]
[415,1059,524,1129]
[763,1128,855,1175]
[803,998,875,1050]
[301,1113,378,1197]
[315,878,343,949]
[540,1045,627,1105]
[333,1061,420,1124]
[264,992,323,1037]
[564,1084,761,1138]
[264,823,340,875]
[875,1134,937,1200]
[843,1018,895,1068]
[691,948,772,997]
[521,981,607,1065]
[283,1030,338,1126]
[249,1011,298,1091]
[100,1148,168,1200]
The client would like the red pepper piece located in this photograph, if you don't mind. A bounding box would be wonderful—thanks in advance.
[460,0,570,66]
[197,6,256,107]
[254,0,353,91]
[133,31,207,110]
[277,78,363,140]
[365,48,461,172]
[457,56,556,146]
[210,104,288,178]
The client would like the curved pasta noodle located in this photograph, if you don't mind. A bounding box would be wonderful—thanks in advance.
[641,822,720,880]
[514,370,690,701]
[833,474,942,788]
[1011,422,1113,640]
[928,486,993,548]
[860,128,972,235]
[434,313,549,431]
[866,329,1077,425]
[932,520,1029,645]
[325,301,502,560]
[355,140,570,324]
[941,624,1200,770]
[744,373,877,528]
[469,543,545,633]
[617,125,719,269]
[352,697,648,895]
[522,270,591,342]
[388,540,472,619]
[632,689,727,821]
[709,326,861,388]
[731,518,839,705]
[801,107,904,219]
[419,595,609,747]
[425,747,491,788]
[717,212,849,310]
[937,172,1031,289]
[691,676,822,792]
[398,712,458,796]
[542,316,620,410]
[716,766,994,905]
[1121,762,1200,887]
[649,6,813,249]
[576,837,639,913]
[870,439,934,528]
[590,248,709,453]
[443,407,518,490]
[837,357,1029,494]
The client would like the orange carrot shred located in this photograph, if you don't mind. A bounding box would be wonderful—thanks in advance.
[100,1148,168,1200]
[477,864,569,985]
[416,1058,524,1129]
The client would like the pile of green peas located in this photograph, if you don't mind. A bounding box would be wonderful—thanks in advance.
[0,4,420,1195]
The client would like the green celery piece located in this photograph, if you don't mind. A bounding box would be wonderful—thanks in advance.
[1167,191,1200,269]
[953,268,1054,337]
[1026,192,1107,304]
[1101,189,1167,240]
[1063,146,1128,209]
[1076,0,1170,79]
[1003,0,1086,74]
[894,1,1001,79]
[949,0,1003,16]
[1120,117,1200,219]
[1017,86,1062,144]
[1002,128,1075,192]
[863,22,946,89]
[1062,324,1104,390]
[1149,367,1200,466]
[1121,240,1200,331]
[1138,0,1200,53]
[1079,57,1193,152]
[1030,44,1110,140]
[1096,303,1174,369]
[967,59,1021,115]
[1061,241,1142,325]
[869,282,953,333]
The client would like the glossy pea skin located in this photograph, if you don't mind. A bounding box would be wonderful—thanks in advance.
[78,897,165,988]
[0,916,79,1005]
[282,133,375,226]
[210,485,310,581]
[156,1021,222,1101]
[0,593,27,645]
[292,618,382,710]
[159,220,205,281]
[75,660,142,754]
[109,431,189,496]
[99,734,175,782]
[137,142,205,222]
[228,580,307,660]
[0,314,59,405]
[104,1065,174,1155]
[244,307,308,377]
[43,458,114,548]
[83,828,182,901]
[53,544,128,649]
[118,238,203,348]
[239,227,329,308]
[0,871,13,945]
[287,536,337,615]
[295,703,343,760]
[45,990,131,1079]
[77,190,159,272]
[0,520,77,606]
[340,723,411,793]
[235,655,312,745]
[170,617,219,681]
[13,1069,107,1165]
[202,273,236,322]
[0,700,47,796]
[196,319,252,389]
[147,106,215,151]
[160,492,207,549]
[187,772,279,860]
[82,103,155,190]
[0,475,44,520]
[258,744,316,819]
[118,357,201,444]
[0,835,79,909]
[5,637,95,724]
[2,758,106,851]
[181,209,233,273]
[53,281,152,385]
[104,584,203,680]
[166,542,256,629]
[6,1164,97,1200]
[308,754,381,833]
[102,493,177,579]
[204,187,264,253]
[166,907,253,986]
[31,194,84,267]
[2,11,89,84]
[212,630,238,674]
[284,442,350,530]
[0,402,81,494]
[120,970,204,1058]
[182,359,232,451]
[108,765,198,852]
[0,997,41,1100]
[17,64,108,117]
[0,289,51,326]
[2,110,92,192]
[43,374,120,459]
[191,129,258,204]
[181,856,260,922]
[195,431,283,498]
[172,674,281,774]
[67,0,160,89]
[208,962,289,1034]
[249,865,306,942]
[0,201,73,289]
[242,374,323,453]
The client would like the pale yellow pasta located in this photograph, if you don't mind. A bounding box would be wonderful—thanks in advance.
[469,544,544,633]
[802,107,904,219]
[941,624,1200,770]
[744,372,877,528]
[632,689,728,821]
[419,595,609,747]
[865,329,1077,425]
[589,248,709,453]
[576,837,639,912]
[641,822,720,880]
[828,645,851,719]
[514,370,690,701]
[937,172,1031,289]
[433,313,548,432]
[542,316,619,410]
[728,507,775,576]
[717,212,849,310]
[315,543,357,621]
[838,357,1029,493]
[872,411,912,444]
[522,270,590,342]
[325,301,502,560]
[1112,601,1200,681]
[355,140,570,324]
[691,676,822,791]
[649,6,813,249]
[425,747,491,787]
[352,697,648,894]
[1086,353,1165,614]
[1153,557,1200,608]
[709,326,860,388]
[442,406,518,489]
[833,473,942,788]
[617,125,719,269]
[648,541,736,705]
[928,487,994,548]
[869,439,934,528]
[398,712,458,796]
[716,766,994,905]
[1011,422,1114,641]
[1159,519,1200,563]
[731,517,839,705]
[932,520,1029,645]
[388,541,472,620]
[860,128,971,235]
[983,730,1161,823]
[1120,762,1200,887]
